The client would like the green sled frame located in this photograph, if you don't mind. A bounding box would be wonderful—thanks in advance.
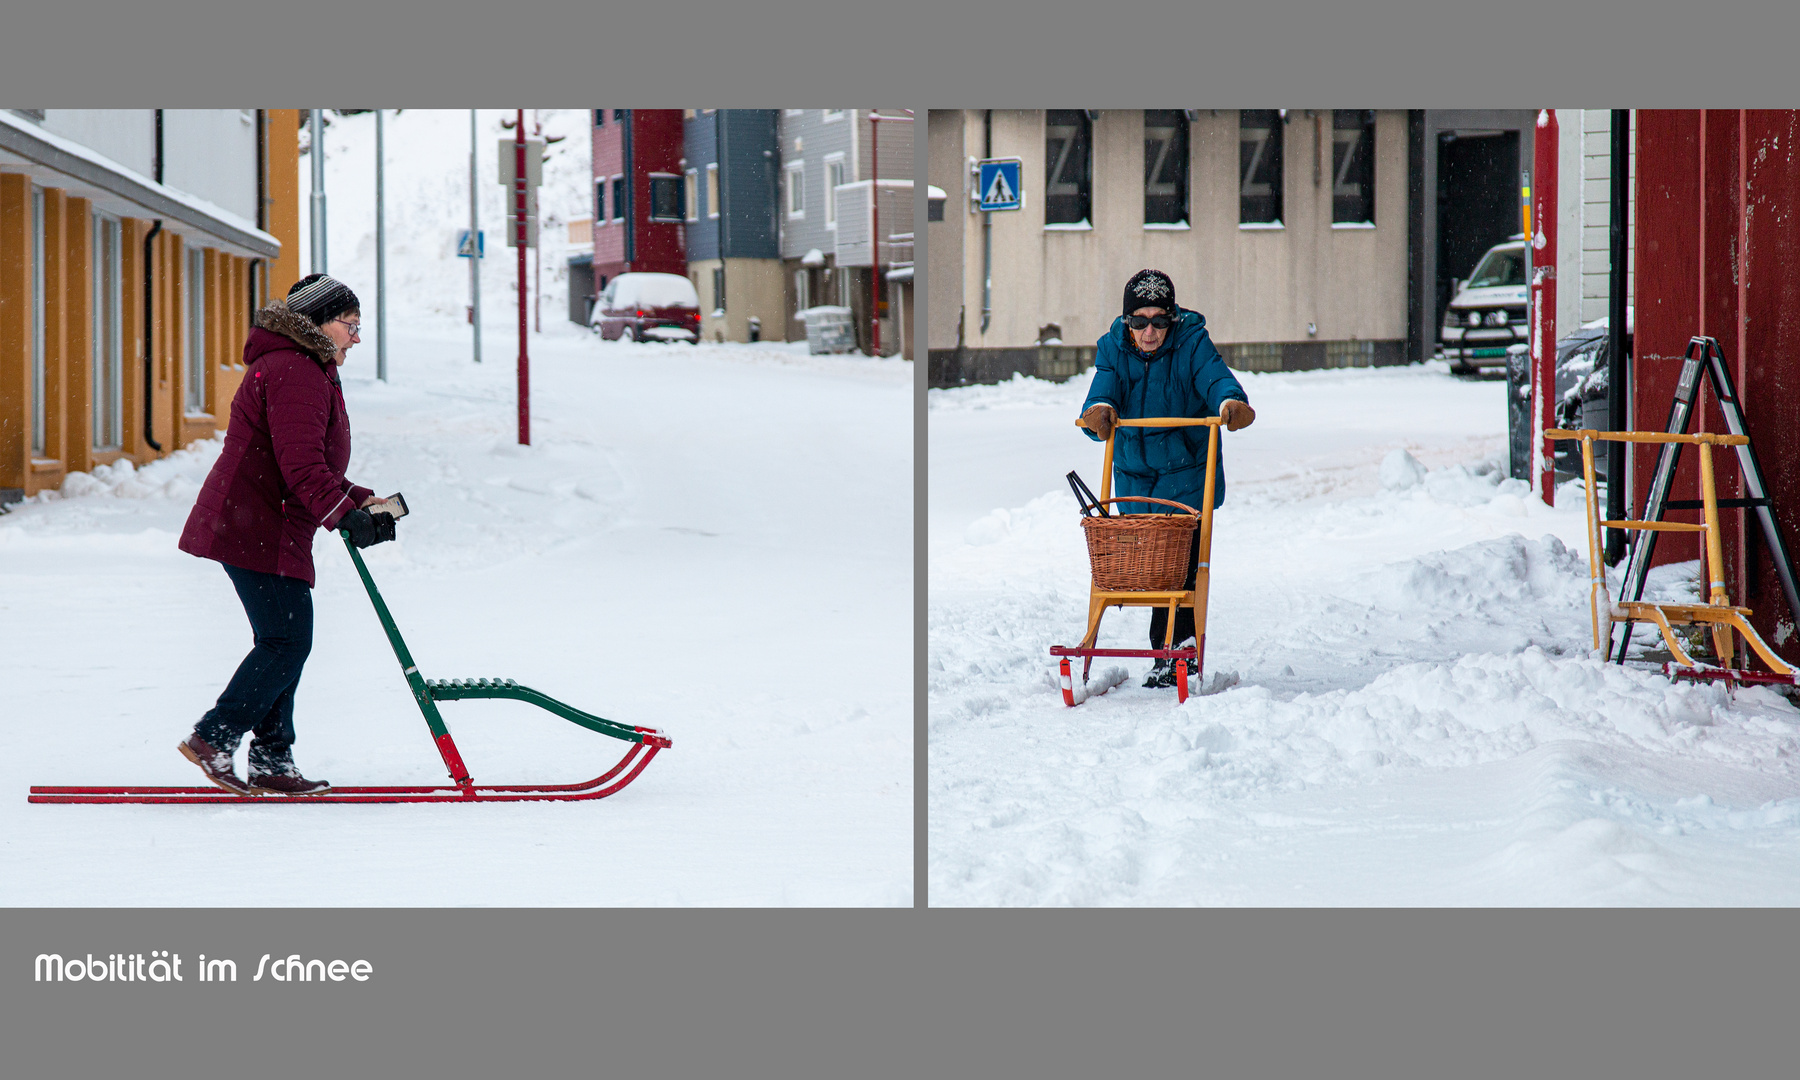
[31,533,671,805]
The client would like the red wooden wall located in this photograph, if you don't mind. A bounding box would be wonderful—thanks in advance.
[1635,110,1800,662]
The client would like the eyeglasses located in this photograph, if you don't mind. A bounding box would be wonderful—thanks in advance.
[334,318,362,338]
[1125,314,1173,331]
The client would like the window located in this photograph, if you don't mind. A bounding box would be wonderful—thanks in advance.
[1044,110,1092,226]
[594,110,604,127]
[712,266,726,313]
[1143,110,1189,226]
[595,178,606,224]
[785,108,805,117]
[1240,110,1284,225]
[1332,110,1377,224]
[794,268,810,314]
[823,109,844,122]
[825,155,845,228]
[786,161,805,218]
[649,174,684,221]
[31,188,45,455]
[927,197,944,223]
[706,163,720,220]
[685,169,699,222]
[93,214,123,450]
[185,247,207,415]
[611,176,625,222]
[683,109,697,120]
[613,109,625,122]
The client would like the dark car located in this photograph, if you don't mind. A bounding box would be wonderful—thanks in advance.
[590,272,701,344]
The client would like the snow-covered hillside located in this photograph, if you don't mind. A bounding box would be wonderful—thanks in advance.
[928,364,1800,906]
[1,112,912,907]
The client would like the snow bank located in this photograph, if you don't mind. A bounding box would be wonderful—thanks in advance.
[930,361,1800,906]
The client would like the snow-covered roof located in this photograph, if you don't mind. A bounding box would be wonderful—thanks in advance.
[927,186,947,200]
[0,111,279,258]
[801,248,826,267]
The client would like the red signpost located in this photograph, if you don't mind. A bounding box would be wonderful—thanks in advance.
[866,110,914,358]
[515,109,530,446]
[1531,109,1558,505]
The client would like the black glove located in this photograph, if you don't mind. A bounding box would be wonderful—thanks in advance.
[340,508,397,548]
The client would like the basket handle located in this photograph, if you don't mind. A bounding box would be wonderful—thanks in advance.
[1092,496,1198,516]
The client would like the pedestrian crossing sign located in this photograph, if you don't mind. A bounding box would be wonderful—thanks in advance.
[978,158,1023,212]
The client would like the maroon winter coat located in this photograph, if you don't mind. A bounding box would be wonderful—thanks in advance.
[179,302,373,587]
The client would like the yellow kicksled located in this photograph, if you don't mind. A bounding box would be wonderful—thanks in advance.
[1550,426,1796,687]
[1052,416,1223,705]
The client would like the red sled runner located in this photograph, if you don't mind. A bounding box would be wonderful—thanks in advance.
[31,533,671,805]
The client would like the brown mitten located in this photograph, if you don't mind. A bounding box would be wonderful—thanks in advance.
[1082,403,1118,440]
[1220,400,1256,432]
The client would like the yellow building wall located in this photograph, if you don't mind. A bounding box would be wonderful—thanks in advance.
[0,173,30,494]
[3,113,291,496]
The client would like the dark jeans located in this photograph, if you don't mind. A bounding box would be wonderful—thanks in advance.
[194,563,313,770]
[1148,527,1203,649]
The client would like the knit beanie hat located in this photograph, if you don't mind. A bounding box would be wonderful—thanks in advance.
[1122,269,1176,317]
[286,273,360,325]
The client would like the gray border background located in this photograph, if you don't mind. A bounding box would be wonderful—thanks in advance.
[7,0,1800,1076]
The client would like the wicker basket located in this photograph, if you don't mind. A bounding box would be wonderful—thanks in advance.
[1080,497,1200,591]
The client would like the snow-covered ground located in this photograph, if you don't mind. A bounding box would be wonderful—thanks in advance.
[928,364,1800,906]
[1,110,912,907]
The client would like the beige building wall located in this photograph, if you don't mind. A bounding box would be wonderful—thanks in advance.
[951,109,1408,357]
[691,257,787,343]
[927,111,967,351]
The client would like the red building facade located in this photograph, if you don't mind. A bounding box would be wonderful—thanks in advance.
[1633,110,1800,664]
[591,109,686,286]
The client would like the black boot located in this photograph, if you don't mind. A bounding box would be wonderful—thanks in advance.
[1143,657,1178,688]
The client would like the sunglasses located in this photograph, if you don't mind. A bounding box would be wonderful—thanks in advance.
[1126,314,1173,330]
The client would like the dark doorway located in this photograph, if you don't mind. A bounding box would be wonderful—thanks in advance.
[1435,129,1520,331]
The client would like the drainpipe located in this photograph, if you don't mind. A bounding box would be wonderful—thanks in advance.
[980,109,992,334]
[1605,110,1630,564]
[143,109,164,453]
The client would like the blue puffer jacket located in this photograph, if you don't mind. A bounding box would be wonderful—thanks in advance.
[1079,307,1247,512]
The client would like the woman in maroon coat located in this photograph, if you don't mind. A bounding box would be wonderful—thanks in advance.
[176,274,395,795]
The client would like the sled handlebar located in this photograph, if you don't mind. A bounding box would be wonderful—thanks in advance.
[1076,415,1225,430]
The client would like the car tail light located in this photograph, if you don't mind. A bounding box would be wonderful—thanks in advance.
[637,309,646,317]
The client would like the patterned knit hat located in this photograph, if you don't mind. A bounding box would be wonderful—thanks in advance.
[286,273,360,325]
[1122,269,1176,317]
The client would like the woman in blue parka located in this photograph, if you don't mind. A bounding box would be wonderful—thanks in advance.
[1079,269,1256,686]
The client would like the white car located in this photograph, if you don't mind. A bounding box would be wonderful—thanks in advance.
[1440,237,1528,374]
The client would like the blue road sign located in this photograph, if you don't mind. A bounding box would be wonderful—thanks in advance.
[978,158,1023,212]
[456,229,486,258]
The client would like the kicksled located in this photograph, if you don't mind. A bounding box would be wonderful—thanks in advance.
[1051,416,1229,706]
[30,530,671,805]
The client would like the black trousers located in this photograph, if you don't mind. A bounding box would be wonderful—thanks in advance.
[1148,527,1203,649]
[194,563,313,770]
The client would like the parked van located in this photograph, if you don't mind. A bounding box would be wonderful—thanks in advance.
[1439,236,1528,374]
[591,273,701,344]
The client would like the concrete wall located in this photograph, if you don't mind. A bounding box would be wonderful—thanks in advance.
[950,109,1409,355]
[927,110,965,351]
[691,256,785,343]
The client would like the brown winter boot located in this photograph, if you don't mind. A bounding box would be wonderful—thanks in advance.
[248,761,332,796]
[178,733,253,795]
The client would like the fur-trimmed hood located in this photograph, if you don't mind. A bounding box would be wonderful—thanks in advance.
[255,300,341,363]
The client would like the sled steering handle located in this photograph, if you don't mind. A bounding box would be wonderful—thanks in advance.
[1076,415,1226,430]
[1076,416,1223,508]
